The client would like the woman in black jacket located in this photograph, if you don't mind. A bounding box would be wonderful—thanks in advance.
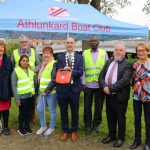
[0,40,13,135]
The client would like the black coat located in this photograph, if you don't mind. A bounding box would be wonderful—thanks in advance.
[99,58,133,102]
[0,54,13,101]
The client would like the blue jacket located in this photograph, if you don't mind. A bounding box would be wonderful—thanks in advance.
[0,54,13,101]
[56,52,83,93]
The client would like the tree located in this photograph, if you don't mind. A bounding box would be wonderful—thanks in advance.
[5,39,19,57]
[61,0,131,50]
[142,0,150,15]
[62,0,131,16]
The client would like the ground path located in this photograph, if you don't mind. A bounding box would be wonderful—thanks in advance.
[0,130,144,150]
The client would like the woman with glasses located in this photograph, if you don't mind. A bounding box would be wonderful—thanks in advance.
[0,40,13,135]
[130,43,150,150]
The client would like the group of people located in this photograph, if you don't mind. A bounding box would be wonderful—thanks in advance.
[0,34,150,150]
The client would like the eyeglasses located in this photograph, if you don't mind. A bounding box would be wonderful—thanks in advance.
[20,41,28,44]
[136,50,147,53]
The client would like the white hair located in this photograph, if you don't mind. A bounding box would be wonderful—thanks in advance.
[114,43,126,51]
[19,34,28,41]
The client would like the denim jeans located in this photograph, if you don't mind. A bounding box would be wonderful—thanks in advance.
[37,93,57,129]
[19,97,34,129]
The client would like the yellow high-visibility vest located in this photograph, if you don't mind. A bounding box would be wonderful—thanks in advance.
[39,60,56,94]
[84,49,106,82]
[13,48,35,69]
[15,66,35,95]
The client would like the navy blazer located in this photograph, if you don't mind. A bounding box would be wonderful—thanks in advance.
[56,52,83,93]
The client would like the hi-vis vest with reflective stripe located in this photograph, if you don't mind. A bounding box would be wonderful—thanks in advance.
[84,49,106,82]
[15,66,35,95]
[39,60,56,94]
[13,48,35,69]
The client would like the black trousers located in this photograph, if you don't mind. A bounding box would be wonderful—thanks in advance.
[106,95,128,140]
[57,88,80,133]
[133,100,150,145]
[0,110,9,128]
[19,97,34,129]
[84,88,105,127]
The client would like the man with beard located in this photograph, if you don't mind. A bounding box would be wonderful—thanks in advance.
[99,44,133,148]
[82,36,108,135]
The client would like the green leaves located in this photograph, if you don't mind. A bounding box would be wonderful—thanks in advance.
[60,0,131,17]
[5,39,19,57]
[142,0,150,15]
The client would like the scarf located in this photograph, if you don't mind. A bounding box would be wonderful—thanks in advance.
[38,57,54,82]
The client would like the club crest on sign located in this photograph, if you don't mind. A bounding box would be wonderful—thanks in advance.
[47,7,70,17]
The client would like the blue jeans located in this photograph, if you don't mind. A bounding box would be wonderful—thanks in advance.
[19,97,34,129]
[37,93,57,129]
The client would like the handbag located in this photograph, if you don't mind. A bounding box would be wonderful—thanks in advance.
[56,68,72,84]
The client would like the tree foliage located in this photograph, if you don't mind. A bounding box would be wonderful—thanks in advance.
[61,0,131,17]
[142,0,150,15]
[61,0,131,50]
[5,39,19,57]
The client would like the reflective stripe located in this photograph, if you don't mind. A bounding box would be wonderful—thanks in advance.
[18,78,30,84]
[85,74,99,77]
[29,62,34,66]
[40,78,51,82]
[85,67,94,70]
[95,73,100,76]
[95,67,102,70]
[40,85,47,88]
[85,67,102,70]
[17,85,31,91]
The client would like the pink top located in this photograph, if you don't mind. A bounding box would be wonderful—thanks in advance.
[0,59,2,67]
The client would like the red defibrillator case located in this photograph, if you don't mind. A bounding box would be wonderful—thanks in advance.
[56,68,72,84]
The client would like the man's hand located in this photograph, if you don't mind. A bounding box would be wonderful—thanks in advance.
[83,84,87,92]
[64,66,71,70]
[42,93,46,97]
[16,102,21,106]
[103,87,110,94]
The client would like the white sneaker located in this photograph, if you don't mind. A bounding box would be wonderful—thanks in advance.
[36,127,46,135]
[44,128,55,136]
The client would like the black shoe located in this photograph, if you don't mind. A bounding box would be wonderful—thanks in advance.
[101,136,116,144]
[24,127,33,134]
[93,126,101,134]
[18,129,27,136]
[143,145,150,150]
[130,141,141,149]
[3,128,10,135]
[85,127,92,135]
[114,139,124,147]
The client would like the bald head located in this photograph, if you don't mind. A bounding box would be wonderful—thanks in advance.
[65,37,76,53]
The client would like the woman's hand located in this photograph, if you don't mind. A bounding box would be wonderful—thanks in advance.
[16,102,21,106]
[42,93,46,97]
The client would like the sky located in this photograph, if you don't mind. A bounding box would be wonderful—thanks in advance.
[112,0,150,28]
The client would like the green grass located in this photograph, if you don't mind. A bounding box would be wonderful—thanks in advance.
[9,91,145,144]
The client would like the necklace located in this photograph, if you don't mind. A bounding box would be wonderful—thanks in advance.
[65,53,75,84]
